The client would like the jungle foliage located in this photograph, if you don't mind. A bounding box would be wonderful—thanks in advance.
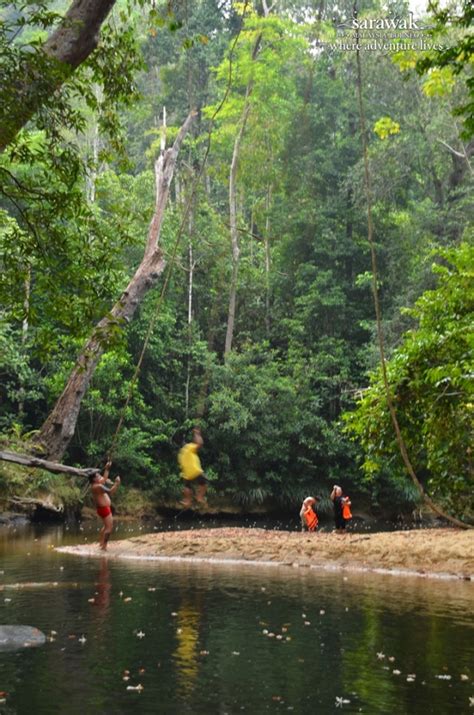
[0,0,472,518]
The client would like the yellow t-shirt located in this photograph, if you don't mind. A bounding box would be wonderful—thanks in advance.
[178,442,203,480]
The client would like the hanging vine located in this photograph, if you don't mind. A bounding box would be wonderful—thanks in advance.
[354,15,471,530]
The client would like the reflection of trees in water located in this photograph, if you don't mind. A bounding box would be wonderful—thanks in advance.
[338,581,473,711]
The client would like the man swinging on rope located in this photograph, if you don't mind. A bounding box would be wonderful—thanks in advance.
[89,461,121,550]
[178,427,208,509]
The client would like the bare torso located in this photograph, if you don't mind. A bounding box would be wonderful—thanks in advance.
[92,483,111,508]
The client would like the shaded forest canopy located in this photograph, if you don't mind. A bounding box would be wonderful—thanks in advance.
[0,0,472,520]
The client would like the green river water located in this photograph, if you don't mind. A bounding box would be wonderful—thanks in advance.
[0,521,473,714]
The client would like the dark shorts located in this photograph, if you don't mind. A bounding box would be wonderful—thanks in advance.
[335,515,346,529]
[183,473,207,489]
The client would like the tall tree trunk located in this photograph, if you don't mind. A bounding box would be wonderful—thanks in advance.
[33,111,196,461]
[264,183,272,337]
[224,97,252,357]
[0,0,117,152]
[85,86,103,204]
[185,186,196,419]
[223,24,266,357]
[18,267,31,420]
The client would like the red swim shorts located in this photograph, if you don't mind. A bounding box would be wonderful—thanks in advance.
[97,506,112,519]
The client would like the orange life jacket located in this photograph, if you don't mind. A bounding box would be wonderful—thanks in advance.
[342,500,352,520]
[304,508,318,532]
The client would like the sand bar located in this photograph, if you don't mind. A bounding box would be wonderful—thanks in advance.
[56,527,474,581]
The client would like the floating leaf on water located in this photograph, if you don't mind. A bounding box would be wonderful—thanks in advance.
[319,610,325,615]
[460,674,469,681]
[78,635,86,645]
[136,631,145,639]
[123,597,132,603]
[393,670,401,675]
[377,652,385,660]
[126,684,144,692]
[435,675,452,680]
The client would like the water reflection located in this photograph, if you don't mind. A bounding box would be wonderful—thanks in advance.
[0,524,472,714]
[116,557,474,626]
[92,558,111,617]
[174,597,202,698]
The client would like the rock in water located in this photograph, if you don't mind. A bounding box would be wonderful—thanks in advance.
[0,625,46,651]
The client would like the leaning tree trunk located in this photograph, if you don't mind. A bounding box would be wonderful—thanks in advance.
[34,111,196,461]
[0,0,117,152]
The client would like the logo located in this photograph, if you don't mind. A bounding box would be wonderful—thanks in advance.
[336,12,432,33]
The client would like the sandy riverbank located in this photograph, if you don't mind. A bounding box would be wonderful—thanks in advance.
[57,527,474,581]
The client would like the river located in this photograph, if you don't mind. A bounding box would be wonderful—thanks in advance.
[1,521,473,714]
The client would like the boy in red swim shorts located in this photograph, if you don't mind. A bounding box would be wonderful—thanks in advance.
[89,461,121,551]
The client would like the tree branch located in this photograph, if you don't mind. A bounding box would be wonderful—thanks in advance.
[0,450,98,478]
[0,0,117,152]
[436,138,468,159]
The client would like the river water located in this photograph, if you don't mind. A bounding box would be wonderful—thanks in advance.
[0,521,473,714]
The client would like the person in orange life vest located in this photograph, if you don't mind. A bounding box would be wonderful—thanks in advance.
[342,495,352,522]
[89,460,121,550]
[300,496,320,532]
[178,427,207,508]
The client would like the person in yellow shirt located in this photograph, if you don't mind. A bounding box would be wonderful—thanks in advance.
[178,427,208,508]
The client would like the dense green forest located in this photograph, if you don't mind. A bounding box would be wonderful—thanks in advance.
[0,0,472,520]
